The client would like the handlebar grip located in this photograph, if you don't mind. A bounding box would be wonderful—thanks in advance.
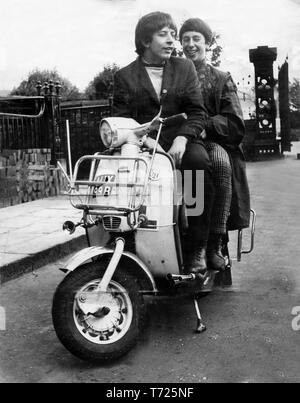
[163,113,187,127]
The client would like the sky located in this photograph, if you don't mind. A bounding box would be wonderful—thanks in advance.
[1,0,300,92]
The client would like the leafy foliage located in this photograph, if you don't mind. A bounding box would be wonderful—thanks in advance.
[208,33,223,67]
[85,64,120,100]
[290,111,300,129]
[290,78,300,110]
[289,79,300,131]
[10,68,82,101]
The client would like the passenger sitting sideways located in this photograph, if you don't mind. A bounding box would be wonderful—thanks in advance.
[179,18,250,270]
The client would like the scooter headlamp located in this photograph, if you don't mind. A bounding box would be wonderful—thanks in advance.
[99,117,140,149]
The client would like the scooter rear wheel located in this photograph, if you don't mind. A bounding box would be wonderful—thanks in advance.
[52,261,144,363]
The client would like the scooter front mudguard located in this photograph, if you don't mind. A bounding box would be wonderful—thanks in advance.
[59,246,158,293]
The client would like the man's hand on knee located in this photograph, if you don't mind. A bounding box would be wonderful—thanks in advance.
[168,136,187,167]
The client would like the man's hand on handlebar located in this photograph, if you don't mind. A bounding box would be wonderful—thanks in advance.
[141,113,188,162]
[168,136,187,167]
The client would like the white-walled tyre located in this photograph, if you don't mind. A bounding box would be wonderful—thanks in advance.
[52,261,144,363]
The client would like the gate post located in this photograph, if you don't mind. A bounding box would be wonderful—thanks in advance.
[278,60,291,152]
[42,80,62,165]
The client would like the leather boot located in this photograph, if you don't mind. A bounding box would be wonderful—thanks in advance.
[207,235,226,271]
[186,242,207,275]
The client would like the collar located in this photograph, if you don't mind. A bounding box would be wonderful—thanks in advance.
[141,57,166,68]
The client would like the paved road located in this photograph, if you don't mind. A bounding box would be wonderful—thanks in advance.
[1,151,300,383]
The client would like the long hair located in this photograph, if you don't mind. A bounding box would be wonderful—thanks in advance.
[135,11,177,56]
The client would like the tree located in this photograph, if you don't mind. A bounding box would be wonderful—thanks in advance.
[207,33,223,67]
[85,64,120,100]
[10,68,82,101]
[290,78,300,110]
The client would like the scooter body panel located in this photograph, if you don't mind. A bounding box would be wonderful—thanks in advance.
[135,151,181,276]
[135,227,180,277]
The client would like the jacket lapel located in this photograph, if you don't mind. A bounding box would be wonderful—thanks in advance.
[136,58,160,105]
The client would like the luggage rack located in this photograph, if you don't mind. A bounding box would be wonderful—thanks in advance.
[68,154,150,216]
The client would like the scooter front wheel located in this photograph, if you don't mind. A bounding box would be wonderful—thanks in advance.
[52,261,144,363]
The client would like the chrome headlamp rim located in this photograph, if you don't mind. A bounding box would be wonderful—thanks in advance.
[99,120,115,148]
[99,117,141,149]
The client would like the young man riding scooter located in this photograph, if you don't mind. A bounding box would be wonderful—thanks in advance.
[113,11,214,275]
[179,18,250,270]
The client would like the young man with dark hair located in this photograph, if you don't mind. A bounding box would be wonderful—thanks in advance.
[179,18,250,270]
[113,11,214,274]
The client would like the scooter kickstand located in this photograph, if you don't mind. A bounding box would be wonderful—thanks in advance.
[193,298,207,333]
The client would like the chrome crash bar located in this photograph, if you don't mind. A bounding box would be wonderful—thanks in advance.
[237,209,256,262]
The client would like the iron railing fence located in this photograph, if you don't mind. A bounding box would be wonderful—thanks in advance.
[60,103,111,169]
[0,95,112,168]
[0,96,49,152]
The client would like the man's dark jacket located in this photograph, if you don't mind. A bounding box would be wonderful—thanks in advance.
[113,56,207,148]
[195,61,250,230]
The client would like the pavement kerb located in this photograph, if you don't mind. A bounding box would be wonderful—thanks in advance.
[0,234,87,284]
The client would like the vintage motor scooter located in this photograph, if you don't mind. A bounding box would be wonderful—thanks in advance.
[52,112,256,363]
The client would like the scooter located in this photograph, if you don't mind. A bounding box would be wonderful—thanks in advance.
[52,113,256,363]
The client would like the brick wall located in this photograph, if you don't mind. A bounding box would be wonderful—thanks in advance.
[0,149,68,208]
